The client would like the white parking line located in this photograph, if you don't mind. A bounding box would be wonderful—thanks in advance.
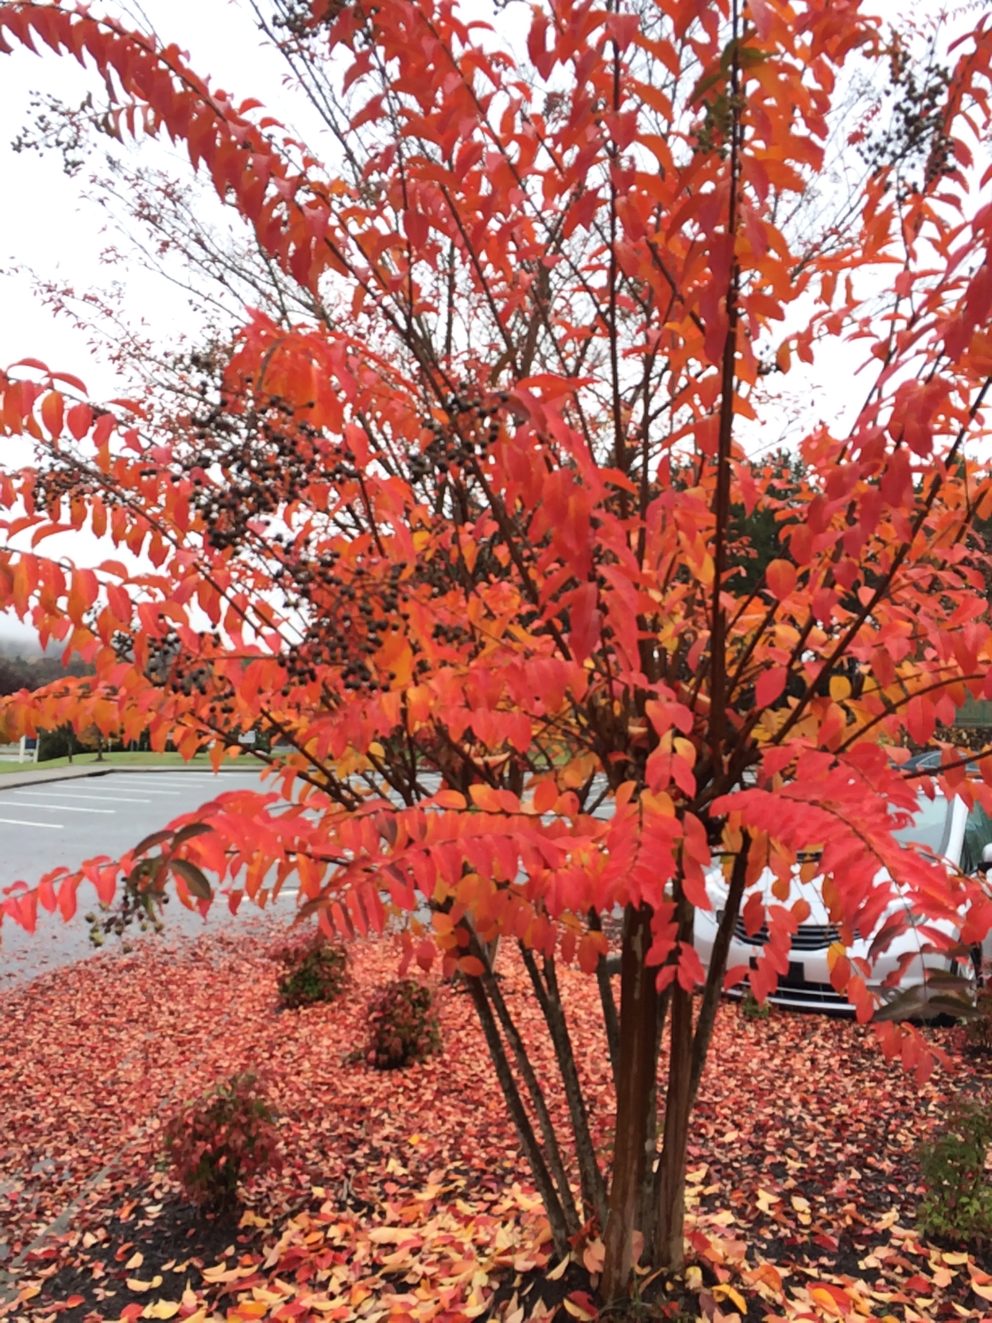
[2,801,115,814]
[0,816,65,829]
[115,773,259,780]
[113,779,261,787]
[11,790,153,804]
[114,778,221,788]
[109,787,182,796]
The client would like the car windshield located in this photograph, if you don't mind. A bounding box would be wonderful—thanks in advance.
[893,793,951,856]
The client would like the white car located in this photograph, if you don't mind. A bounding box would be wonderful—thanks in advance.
[695,789,992,1018]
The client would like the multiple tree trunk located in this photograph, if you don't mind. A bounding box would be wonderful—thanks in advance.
[461,856,751,1303]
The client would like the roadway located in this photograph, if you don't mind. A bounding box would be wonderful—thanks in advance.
[0,768,289,987]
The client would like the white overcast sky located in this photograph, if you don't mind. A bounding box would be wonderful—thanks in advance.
[0,0,960,398]
[0,0,982,649]
[0,0,310,396]
[0,0,298,645]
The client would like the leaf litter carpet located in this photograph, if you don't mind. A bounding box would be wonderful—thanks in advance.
[0,921,990,1322]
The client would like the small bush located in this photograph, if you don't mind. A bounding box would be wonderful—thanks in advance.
[276,934,348,1009]
[917,1099,992,1247]
[739,991,771,1020]
[163,1073,279,1211]
[364,978,441,1069]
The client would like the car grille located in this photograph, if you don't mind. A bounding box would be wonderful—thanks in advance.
[732,917,841,950]
[725,977,852,1013]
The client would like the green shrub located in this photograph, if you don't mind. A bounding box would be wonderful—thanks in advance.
[739,990,771,1020]
[917,1099,992,1246]
[276,934,348,1009]
[364,978,441,1069]
[163,1073,279,1211]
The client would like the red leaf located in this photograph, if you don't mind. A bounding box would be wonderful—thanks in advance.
[568,582,601,662]
[676,941,705,991]
[755,665,787,709]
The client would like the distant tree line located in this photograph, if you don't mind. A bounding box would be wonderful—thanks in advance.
[0,653,105,760]
[0,653,92,699]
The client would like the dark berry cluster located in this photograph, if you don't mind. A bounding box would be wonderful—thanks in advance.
[279,558,414,694]
[407,390,505,481]
[858,40,953,191]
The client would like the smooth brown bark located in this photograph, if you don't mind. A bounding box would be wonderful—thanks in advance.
[690,839,749,1100]
[520,945,608,1228]
[461,973,573,1252]
[465,930,581,1238]
[636,983,670,1251]
[588,909,620,1088]
[601,905,660,1302]
[652,976,694,1270]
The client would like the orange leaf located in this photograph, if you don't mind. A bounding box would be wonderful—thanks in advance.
[457,955,486,977]
[433,789,467,809]
[765,558,797,600]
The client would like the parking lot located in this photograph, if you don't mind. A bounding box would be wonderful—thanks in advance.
[0,768,291,986]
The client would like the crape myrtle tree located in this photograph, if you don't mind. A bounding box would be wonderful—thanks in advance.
[2,0,992,1299]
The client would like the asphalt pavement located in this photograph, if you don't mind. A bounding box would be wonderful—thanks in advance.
[0,766,292,988]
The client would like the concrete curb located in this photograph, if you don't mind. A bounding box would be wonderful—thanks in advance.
[0,764,255,790]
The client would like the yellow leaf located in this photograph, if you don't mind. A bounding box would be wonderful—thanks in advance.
[696,550,715,586]
[367,1226,405,1243]
[127,1276,164,1293]
[712,1283,748,1312]
[826,941,847,970]
[546,1258,569,1281]
[829,675,852,701]
[143,1302,181,1320]
[125,1251,144,1270]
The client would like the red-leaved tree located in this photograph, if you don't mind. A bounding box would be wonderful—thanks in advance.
[2,0,992,1299]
